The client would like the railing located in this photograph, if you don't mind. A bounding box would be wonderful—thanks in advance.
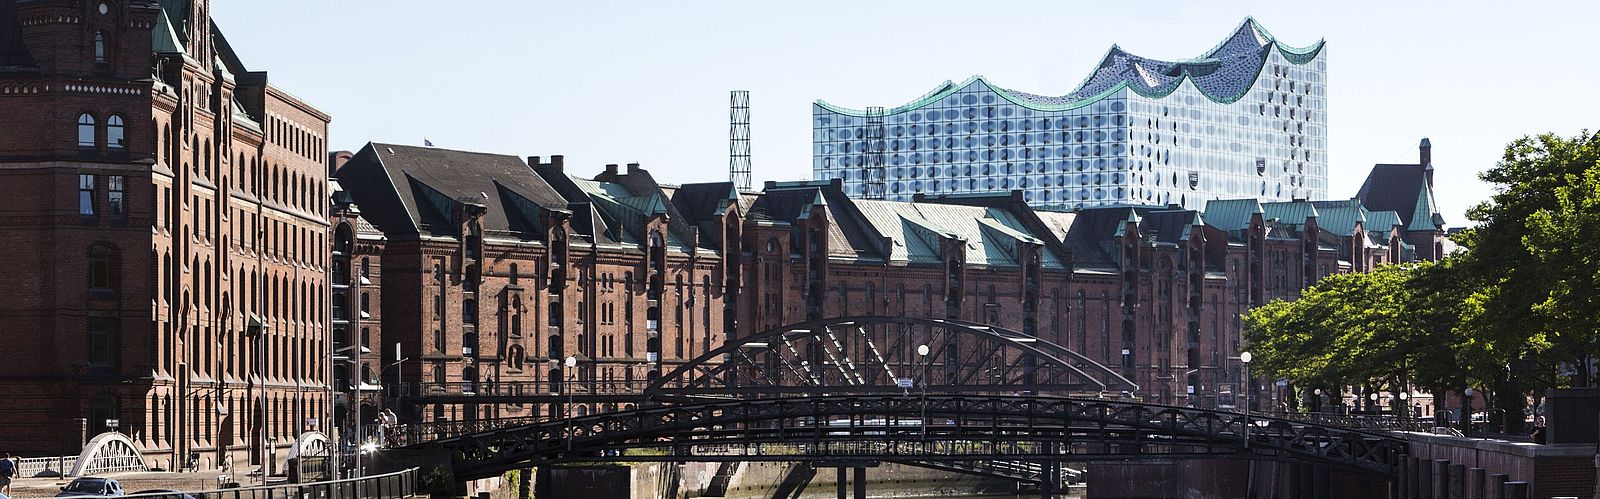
[402,380,656,398]
[387,416,549,448]
[16,455,77,477]
[1261,411,1436,432]
[118,466,419,499]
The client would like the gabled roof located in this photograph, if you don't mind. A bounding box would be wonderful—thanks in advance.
[852,200,1064,269]
[1310,198,1368,236]
[1201,199,1264,232]
[1065,207,1140,267]
[1138,209,1202,244]
[334,143,566,239]
[1357,163,1444,232]
[1261,200,1319,226]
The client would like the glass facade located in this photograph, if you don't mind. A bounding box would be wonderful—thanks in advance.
[813,19,1326,210]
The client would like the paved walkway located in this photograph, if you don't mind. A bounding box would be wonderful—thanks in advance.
[7,470,285,498]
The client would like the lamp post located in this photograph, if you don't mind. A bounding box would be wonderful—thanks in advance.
[1368,392,1379,415]
[1313,388,1322,414]
[1240,351,1252,449]
[565,355,577,452]
[916,344,929,439]
[1461,387,1476,436]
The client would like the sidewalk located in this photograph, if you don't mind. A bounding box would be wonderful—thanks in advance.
[7,470,282,498]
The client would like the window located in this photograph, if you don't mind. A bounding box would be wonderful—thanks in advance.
[93,31,107,63]
[107,176,124,217]
[508,263,518,285]
[88,316,116,369]
[77,114,96,147]
[106,115,124,149]
[89,245,116,291]
[79,174,95,215]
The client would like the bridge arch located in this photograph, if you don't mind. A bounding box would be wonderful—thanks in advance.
[69,431,148,477]
[645,316,1137,398]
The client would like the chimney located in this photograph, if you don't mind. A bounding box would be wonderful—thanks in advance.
[605,164,619,176]
[1419,138,1434,189]
[551,155,565,171]
[626,162,641,174]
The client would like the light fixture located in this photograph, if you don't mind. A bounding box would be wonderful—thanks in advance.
[1239,351,1252,364]
[917,344,930,357]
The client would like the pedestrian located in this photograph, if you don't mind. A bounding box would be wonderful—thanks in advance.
[0,452,17,496]
[380,409,399,446]
[1530,416,1547,444]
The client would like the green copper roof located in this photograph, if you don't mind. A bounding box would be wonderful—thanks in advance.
[1202,199,1264,231]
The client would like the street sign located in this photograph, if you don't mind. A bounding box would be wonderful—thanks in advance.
[896,378,914,389]
[104,418,119,429]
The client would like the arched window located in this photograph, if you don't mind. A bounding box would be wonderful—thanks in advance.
[77,114,96,147]
[106,115,125,149]
[89,245,116,292]
[93,31,107,63]
[508,263,519,285]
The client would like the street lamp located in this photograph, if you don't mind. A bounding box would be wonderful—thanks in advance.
[916,344,929,439]
[1368,392,1379,415]
[1461,387,1476,436]
[565,356,578,452]
[1239,352,1252,449]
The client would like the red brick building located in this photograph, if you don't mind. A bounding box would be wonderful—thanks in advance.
[333,141,1446,422]
[0,0,331,470]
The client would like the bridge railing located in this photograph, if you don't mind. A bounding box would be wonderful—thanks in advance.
[1260,411,1434,432]
[386,415,551,448]
[15,454,76,477]
[397,380,655,398]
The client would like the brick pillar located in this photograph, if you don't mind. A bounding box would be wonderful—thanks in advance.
[1449,463,1466,499]
[1501,481,1528,499]
[1486,473,1507,499]
[1435,460,1452,499]
[1467,468,1484,499]
[1417,456,1433,499]
[1398,456,1410,499]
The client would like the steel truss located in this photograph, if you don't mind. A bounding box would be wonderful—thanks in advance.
[645,316,1138,398]
[412,395,1405,481]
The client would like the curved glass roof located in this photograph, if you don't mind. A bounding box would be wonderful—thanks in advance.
[816,17,1324,116]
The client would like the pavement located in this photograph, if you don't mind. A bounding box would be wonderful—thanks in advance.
[6,470,286,498]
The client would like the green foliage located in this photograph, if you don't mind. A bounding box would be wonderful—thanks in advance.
[419,465,456,497]
[1245,131,1600,420]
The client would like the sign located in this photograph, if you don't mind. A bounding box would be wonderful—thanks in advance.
[896,378,914,389]
[104,418,119,429]
[305,417,318,429]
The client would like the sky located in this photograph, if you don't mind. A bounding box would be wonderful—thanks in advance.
[211,0,1600,226]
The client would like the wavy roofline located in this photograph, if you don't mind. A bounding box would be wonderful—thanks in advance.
[814,17,1323,117]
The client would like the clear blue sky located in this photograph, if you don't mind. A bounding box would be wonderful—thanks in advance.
[213,0,1598,226]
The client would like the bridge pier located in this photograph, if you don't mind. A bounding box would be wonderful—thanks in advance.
[854,467,867,498]
[836,468,846,499]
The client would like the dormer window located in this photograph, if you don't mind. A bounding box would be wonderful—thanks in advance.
[94,32,107,64]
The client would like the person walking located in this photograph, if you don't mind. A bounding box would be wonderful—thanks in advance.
[0,452,18,496]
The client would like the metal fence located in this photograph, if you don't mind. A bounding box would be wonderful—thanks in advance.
[118,467,419,499]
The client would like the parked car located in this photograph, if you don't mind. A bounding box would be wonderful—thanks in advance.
[56,477,124,497]
[128,489,196,499]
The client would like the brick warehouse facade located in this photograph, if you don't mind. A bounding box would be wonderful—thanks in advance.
[0,0,331,470]
[332,140,1446,424]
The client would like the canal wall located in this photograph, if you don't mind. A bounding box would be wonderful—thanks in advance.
[1399,431,1592,499]
[1086,458,1388,499]
[708,461,1016,499]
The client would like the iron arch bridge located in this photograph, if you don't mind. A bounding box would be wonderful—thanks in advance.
[645,316,1139,398]
[403,394,1406,481]
[390,317,1404,482]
